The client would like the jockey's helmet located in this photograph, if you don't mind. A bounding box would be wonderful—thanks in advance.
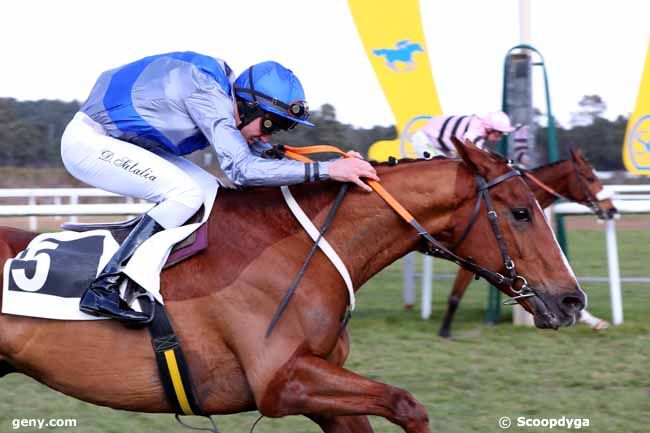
[480,111,516,133]
[234,61,314,131]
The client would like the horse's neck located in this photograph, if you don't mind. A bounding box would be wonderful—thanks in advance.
[323,160,464,288]
[202,159,463,298]
[528,161,573,208]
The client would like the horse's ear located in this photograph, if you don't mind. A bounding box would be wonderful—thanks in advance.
[450,136,475,167]
[570,148,584,162]
[451,136,493,177]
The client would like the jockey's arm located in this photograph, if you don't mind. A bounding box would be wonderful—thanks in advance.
[185,87,330,188]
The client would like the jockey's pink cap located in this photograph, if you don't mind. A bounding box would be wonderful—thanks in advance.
[480,111,516,133]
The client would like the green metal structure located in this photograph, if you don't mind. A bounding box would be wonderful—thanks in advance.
[486,44,565,324]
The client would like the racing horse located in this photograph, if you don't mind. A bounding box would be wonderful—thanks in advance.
[0,139,585,433]
[438,149,617,338]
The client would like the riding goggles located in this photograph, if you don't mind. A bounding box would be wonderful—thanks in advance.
[234,87,310,122]
[261,112,297,135]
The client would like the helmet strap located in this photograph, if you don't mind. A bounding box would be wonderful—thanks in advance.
[236,66,263,130]
[236,98,264,130]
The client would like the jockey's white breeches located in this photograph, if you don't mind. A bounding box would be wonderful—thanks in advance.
[61,112,216,229]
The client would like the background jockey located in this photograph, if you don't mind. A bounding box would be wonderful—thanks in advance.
[410,111,517,159]
[61,51,378,323]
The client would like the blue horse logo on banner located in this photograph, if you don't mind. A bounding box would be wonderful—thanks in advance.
[373,39,424,72]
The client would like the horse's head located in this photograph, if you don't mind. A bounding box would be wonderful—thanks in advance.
[568,149,618,220]
[442,138,586,329]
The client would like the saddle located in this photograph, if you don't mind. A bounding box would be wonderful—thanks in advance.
[61,210,208,269]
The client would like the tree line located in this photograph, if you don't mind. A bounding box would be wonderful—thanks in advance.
[0,96,629,170]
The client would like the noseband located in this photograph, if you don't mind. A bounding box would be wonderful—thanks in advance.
[571,160,607,218]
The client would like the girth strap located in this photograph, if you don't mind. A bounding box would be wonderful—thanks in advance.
[144,300,205,416]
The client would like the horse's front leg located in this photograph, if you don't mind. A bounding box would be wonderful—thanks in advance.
[438,268,474,338]
[308,414,374,433]
[302,331,377,432]
[257,354,430,433]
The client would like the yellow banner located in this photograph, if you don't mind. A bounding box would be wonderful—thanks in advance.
[623,38,650,175]
[348,0,442,161]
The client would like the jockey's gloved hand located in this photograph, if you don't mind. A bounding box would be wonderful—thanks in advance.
[328,157,379,192]
[261,145,286,160]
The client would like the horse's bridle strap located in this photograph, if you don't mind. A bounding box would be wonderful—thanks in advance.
[522,171,570,202]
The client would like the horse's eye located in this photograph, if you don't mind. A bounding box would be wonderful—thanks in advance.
[512,208,531,222]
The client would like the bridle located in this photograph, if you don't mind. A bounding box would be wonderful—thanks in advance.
[570,159,608,218]
[420,169,535,303]
[520,159,607,219]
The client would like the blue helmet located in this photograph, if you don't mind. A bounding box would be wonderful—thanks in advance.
[234,61,314,127]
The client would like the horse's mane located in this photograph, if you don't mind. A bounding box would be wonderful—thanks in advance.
[534,158,568,170]
[215,156,457,221]
[369,155,449,167]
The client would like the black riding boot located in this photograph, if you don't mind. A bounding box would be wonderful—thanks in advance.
[80,214,164,322]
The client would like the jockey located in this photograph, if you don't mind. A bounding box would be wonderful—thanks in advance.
[61,51,378,323]
[410,111,516,158]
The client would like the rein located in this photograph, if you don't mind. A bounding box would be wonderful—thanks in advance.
[522,171,572,202]
[279,145,534,297]
[265,182,349,337]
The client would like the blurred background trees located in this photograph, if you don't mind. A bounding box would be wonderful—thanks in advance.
[0,95,628,171]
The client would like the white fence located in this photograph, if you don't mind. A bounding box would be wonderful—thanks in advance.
[403,184,650,325]
[1,186,648,326]
[0,188,153,230]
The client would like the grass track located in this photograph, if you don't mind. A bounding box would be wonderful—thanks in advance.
[1,220,648,432]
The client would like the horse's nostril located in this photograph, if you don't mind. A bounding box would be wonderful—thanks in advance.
[561,294,585,315]
[608,208,618,219]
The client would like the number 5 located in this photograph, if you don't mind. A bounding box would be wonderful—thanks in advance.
[11,240,59,292]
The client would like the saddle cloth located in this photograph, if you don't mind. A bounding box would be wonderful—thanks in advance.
[1,183,217,320]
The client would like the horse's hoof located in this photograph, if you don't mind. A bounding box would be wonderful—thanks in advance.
[592,320,610,330]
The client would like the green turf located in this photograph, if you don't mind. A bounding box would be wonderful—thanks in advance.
[1,224,649,433]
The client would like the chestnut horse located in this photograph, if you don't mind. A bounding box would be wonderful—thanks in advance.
[437,149,616,338]
[0,140,585,433]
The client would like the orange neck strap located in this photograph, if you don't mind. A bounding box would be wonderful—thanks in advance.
[281,145,416,223]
